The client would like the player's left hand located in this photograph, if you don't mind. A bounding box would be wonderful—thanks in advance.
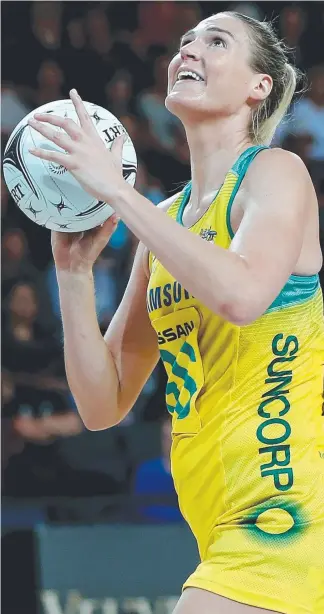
[28,89,126,202]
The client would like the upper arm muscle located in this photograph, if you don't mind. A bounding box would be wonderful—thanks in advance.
[104,243,159,420]
[229,149,310,319]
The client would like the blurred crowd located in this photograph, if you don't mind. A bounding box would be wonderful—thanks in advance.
[1,1,324,518]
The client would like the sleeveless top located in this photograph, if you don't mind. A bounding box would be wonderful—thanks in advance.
[146,146,324,562]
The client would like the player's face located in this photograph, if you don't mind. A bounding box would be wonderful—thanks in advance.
[166,14,269,123]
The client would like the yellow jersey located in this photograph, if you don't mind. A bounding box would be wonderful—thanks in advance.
[147,146,324,614]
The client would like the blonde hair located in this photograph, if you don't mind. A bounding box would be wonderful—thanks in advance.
[224,12,301,145]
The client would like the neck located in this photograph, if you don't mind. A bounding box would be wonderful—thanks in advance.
[184,116,252,210]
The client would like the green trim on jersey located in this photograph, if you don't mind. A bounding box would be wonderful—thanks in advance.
[266,274,320,314]
[226,145,268,239]
[176,183,191,225]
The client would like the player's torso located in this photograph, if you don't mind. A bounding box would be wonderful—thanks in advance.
[147,146,324,557]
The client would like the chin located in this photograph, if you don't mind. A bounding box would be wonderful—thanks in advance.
[165,91,206,121]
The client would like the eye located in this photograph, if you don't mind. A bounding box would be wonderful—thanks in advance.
[179,37,193,49]
[210,36,226,48]
[179,35,227,51]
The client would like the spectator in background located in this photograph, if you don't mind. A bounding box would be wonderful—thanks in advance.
[292,65,324,161]
[30,0,62,53]
[136,161,166,205]
[2,282,61,379]
[86,6,113,59]
[92,255,118,328]
[133,415,183,523]
[126,363,162,425]
[104,70,135,117]
[102,222,134,305]
[137,55,181,151]
[1,84,32,140]
[137,1,178,48]
[66,17,86,51]
[274,65,324,167]
[175,2,203,35]
[2,363,121,499]
[1,177,53,272]
[2,228,39,298]
[63,16,96,99]
[279,5,307,69]
[15,0,64,90]
[2,359,85,498]
[141,122,190,194]
[2,227,58,334]
[1,370,24,473]
[118,113,158,159]
[1,340,84,498]
[113,28,153,97]
[1,178,23,230]
[1,291,93,499]
[33,59,65,107]
[1,368,81,463]
[83,6,117,105]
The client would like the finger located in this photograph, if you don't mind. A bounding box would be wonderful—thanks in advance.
[29,147,73,169]
[96,215,119,239]
[109,213,119,225]
[28,119,73,152]
[110,134,125,168]
[33,113,82,140]
[99,213,118,228]
[69,89,97,135]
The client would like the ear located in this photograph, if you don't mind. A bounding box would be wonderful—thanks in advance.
[250,74,273,103]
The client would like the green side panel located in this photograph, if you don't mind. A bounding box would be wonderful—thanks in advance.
[266,274,320,313]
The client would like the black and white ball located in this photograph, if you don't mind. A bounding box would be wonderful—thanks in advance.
[2,99,137,232]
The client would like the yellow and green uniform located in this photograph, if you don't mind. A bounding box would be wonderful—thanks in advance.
[147,146,324,614]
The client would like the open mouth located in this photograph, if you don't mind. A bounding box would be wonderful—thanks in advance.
[175,70,205,84]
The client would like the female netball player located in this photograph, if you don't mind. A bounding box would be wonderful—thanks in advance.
[28,11,324,614]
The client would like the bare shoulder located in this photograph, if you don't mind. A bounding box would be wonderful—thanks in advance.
[142,191,182,277]
[243,147,315,215]
[246,147,311,190]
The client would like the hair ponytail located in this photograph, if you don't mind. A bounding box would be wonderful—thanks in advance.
[253,63,297,144]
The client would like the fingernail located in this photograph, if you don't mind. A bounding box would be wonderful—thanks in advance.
[29,148,36,154]
[71,88,79,97]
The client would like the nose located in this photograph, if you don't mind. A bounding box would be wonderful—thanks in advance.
[180,40,201,62]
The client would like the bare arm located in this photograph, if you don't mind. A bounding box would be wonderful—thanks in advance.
[29,97,320,326]
[107,149,316,324]
[58,243,159,430]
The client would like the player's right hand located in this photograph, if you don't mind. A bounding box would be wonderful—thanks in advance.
[51,213,119,273]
